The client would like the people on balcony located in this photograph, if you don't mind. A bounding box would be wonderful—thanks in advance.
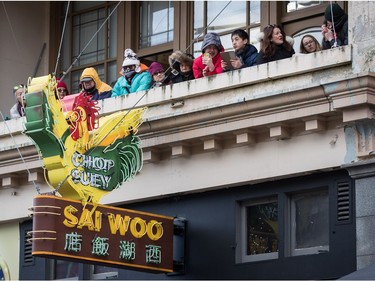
[148,62,171,88]
[112,49,152,96]
[55,78,70,99]
[255,24,295,65]
[221,29,258,71]
[193,32,224,78]
[10,84,27,119]
[79,67,112,101]
[321,3,348,49]
[299,35,322,54]
[168,51,195,84]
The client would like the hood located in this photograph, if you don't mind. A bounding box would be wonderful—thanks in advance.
[169,51,194,70]
[324,3,348,32]
[324,3,346,23]
[201,32,224,53]
[80,67,112,93]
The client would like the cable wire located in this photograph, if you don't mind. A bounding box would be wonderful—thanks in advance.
[53,1,70,76]
[5,1,233,193]
[2,2,21,57]
[159,0,232,86]
[60,1,122,82]
[89,1,233,153]
[329,1,338,48]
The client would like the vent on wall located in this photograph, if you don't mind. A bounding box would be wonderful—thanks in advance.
[337,181,351,222]
[23,229,34,266]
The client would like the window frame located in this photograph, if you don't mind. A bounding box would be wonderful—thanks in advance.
[288,188,330,257]
[54,1,118,94]
[192,1,261,56]
[138,1,175,50]
[279,1,347,36]
[135,1,175,58]
[90,265,119,280]
[237,196,279,263]
[237,183,336,264]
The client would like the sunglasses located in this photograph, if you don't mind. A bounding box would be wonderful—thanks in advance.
[13,84,25,91]
[57,88,67,93]
[265,24,277,29]
[123,65,136,70]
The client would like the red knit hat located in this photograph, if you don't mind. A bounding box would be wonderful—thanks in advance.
[57,79,69,95]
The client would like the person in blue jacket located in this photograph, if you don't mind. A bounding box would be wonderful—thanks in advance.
[221,29,258,71]
[112,49,152,97]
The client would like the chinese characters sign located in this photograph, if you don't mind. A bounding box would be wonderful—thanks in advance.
[31,195,174,273]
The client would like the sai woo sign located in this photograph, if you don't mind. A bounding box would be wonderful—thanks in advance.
[30,195,174,273]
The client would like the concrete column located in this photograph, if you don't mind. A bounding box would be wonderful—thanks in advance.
[349,1,375,74]
[344,159,375,270]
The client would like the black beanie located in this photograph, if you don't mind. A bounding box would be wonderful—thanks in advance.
[324,3,345,23]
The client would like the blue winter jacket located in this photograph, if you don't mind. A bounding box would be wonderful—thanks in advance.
[111,72,152,97]
[236,44,258,68]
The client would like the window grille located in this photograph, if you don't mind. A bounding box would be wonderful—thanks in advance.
[337,181,351,222]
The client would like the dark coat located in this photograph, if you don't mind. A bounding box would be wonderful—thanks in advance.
[256,45,295,65]
[322,20,348,49]
[170,71,194,84]
[236,44,258,68]
[84,89,112,101]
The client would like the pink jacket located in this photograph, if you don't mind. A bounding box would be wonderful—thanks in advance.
[193,53,223,79]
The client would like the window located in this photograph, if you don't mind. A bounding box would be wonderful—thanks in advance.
[53,260,79,280]
[289,189,329,256]
[238,187,331,263]
[139,1,174,48]
[59,2,118,93]
[91,265,118,280]
[286,1,323,13]
[238,197,279,262]
[193,1,261,57]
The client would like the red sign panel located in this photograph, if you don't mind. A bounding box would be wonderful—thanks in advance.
[30,195,174,273]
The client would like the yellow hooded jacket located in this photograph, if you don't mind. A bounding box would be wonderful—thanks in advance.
[80,67,112,99]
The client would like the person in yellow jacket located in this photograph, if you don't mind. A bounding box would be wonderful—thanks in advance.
[80,67,112,100]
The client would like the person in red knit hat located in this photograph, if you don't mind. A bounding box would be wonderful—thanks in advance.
[56,78,70,99]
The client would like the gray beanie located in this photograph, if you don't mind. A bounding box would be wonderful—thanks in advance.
[201,32,223,53]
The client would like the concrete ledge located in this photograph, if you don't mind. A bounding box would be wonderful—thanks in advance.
[102,45,352,115]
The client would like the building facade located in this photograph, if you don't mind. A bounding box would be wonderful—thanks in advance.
[0,1,375,280]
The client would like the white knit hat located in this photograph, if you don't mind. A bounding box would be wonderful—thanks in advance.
[122,49,140,67]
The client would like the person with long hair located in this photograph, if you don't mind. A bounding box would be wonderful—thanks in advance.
[300,35,322,54]
[256,24,295,65]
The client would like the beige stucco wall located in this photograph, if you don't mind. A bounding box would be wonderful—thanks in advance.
[0,2,50,120]
[0,1,374,276]
[0,222,20,280]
